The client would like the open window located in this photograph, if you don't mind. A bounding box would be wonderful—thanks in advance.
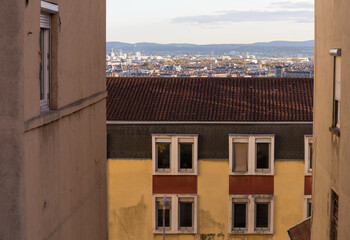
[329,48,341,135]
[229,135,274,175]
[40,1,58,111]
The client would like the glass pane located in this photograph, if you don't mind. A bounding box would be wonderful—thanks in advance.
[233,143,248,172]
[157,143,170,169]
[256,203,269,228]
[256,143,269,169]
[40,29,45,100]
[309,142,312,169]
[179,202,193,227]
[157,209,170,227]
[180,143,193,169]
[233,203,246,228]
[307,200,312,218]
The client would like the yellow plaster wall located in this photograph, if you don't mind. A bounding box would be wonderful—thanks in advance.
[108,159,305,240]
[274,160,305,240]
[108,159,153,240]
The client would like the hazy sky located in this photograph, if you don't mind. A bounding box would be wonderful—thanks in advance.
[106,0,314,44]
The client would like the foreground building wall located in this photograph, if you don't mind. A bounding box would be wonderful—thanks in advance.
[108,123,312,240]
[0,0,107,239]
[312,0,350,239]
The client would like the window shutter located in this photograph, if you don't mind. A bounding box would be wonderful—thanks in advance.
[40,14,51,29]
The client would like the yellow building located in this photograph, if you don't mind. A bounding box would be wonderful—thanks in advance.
[107,77,313,240]
[310,0,350,239]
[0,1,107,239]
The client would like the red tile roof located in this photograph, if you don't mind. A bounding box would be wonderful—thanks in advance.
[288,218,311,240]
[106,77,313,122]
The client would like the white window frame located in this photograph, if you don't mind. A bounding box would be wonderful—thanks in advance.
[152,134,198,175]
[304,195,312,219]
[152,194,197,234]
[229,135,275,175]
[40,1,58,111]
[304,135,313,175]
[229,195,274,235]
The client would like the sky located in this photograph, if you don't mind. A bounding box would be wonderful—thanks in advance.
[106,0,314,44]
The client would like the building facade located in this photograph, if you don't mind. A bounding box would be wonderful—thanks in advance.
[0,1,107,239]
[107,77,313,240]
[311,0,350,239]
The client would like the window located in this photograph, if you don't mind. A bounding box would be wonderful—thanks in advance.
[330,190,338,240]
[304,195,312,218]
[178,197,194,230]
[330,49,341,132]
[229,195,273,234]
[152,135,198,175]
[153,194,197,234]
[155,197,171,229]
[40,1,58,110]
[229,135,274,175]
[304,135,313,175]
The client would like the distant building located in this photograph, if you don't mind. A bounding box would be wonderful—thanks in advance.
[107,77,313,240]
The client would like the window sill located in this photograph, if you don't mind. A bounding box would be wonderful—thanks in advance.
[153,230,197,235]
[230,230,272,235]
[25,91,107,132]
[329,127,340,137]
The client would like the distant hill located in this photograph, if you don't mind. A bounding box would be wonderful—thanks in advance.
[106,40,314,56]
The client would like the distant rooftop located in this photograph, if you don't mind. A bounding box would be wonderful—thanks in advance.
[107,77,313,122]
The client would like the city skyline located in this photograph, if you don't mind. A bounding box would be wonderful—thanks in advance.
[107,0,314,44]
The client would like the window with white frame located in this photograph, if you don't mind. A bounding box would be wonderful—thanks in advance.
[229,135,274,175]
[40,1,58,110]
[229,195,274,234]
[330,49,341,130]
[304,195,312,218]
[152,135,198,175]
[304,135,313,175]
[153,194,197,234]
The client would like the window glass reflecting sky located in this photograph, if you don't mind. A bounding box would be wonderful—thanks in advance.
[107,0,314,44]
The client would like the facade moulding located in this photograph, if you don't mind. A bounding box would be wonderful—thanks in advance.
[25,91,107,132]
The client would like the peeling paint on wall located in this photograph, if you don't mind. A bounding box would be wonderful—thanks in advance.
[116,196,147,240]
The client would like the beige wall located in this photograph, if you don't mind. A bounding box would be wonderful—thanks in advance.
[108,159,306,240]
[0,1,26,239]
[0,0,107,239]
[312,0,350,239]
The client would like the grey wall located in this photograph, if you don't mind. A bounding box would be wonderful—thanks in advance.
[107,123,312,160]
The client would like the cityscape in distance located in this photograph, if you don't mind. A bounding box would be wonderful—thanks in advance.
[106,40,314,78]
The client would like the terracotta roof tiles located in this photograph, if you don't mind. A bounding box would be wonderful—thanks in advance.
[106,77,313,122]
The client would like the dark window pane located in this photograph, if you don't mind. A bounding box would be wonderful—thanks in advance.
[256,143,269,169]
[233,143,248,172]
[309,143,313,169]
[307,201,312,218]
[180,143,192,169]
[256,203,269,228]
[157,143,170,169]
[233,203,246,228]
[157,208,170,227]
[179,202,193,227]
[330,190,338,240]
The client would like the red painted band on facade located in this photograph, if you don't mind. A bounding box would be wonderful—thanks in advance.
[153,175,197,194]
[229,176,274,194]
[304,176,312,195]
